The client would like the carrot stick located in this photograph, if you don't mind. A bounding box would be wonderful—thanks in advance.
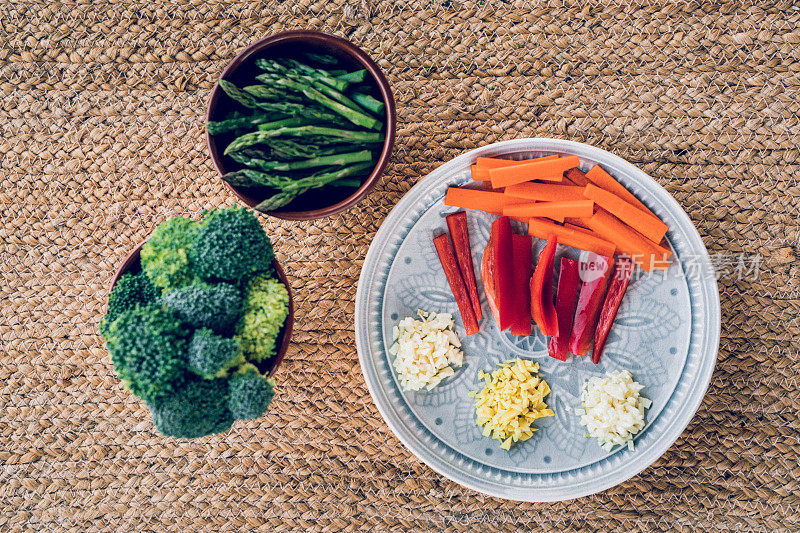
[583,183,668,242]
[504,196,534,207]
[445,188,505,215]
[563,222,602,237]
[476,155,558,169]
[488,156,578,188]
[503,200,594,221]
[585,164,656,217]
[472,155,558,181]
[471,165,488,181]
[563,217,591,230]
[527,218,616,257]
[564,167,590,187]
[504,183,585,202]
[584,210,669,272]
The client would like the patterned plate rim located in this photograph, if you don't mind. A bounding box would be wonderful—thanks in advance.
[355,138,721,502]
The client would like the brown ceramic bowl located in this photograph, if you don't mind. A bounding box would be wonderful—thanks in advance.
[108,241,294,377]
[206,30,397,220]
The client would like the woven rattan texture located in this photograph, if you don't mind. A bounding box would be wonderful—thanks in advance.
[1,1,798,531]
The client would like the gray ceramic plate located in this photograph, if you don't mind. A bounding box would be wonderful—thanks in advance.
[355,139,720,502]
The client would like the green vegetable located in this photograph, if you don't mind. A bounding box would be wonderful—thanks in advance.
[227,364,276,420]
[352,92,385,115]
[235,273,290,362]
[101,207,286,439]
[206,114,281,135]
[264,139,326,159]
[223,162,370,196]
[257,58,348,92]
[304,52,339,66]
[189,206,274,282]
[256,75,380,130]
[187,328,244,379]
[331,178,362,188]
[161,282,243,332]
[255,118,318,131]
[101,272,159,335]
[104,305,188,404]
[224,126,383,155]
[148,375,233,439]
[209,58,385,211]
[253,162,374,211]
[140,216,197,293]
[228,149,372,173]
[218,79,259,109]
[337,69,367,83]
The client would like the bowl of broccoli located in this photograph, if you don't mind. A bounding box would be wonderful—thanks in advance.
[100,206,294,439]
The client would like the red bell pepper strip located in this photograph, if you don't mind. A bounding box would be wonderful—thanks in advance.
[568,253,614,356]
[433,233,480,335]
[508,234,533,336]
[592,257,635,363]
[446,211,482,322]
[489,217,515,331]
[548,257,581,361]
[530,235,558,337]
[481,236,501,326]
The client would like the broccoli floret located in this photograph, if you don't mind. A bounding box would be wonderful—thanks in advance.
[235,274,290,362]
[100,271,159,336]
[227,364,275,420]
[148,375,233,438]
[160,282,243,332]
[187,328,244,379]
[141,216,197,292]
[104,304,188,403]
[188,206,274,282]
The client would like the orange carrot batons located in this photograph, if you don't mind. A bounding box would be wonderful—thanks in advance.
[445,188,505,215]
[585,164,655,217]
[488,156,578,188]
[583,183,668,243]
[527,218,616,257]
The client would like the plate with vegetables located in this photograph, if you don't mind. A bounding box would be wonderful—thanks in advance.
[355,138,720,501]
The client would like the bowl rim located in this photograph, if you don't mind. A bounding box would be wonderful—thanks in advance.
[107,240,294,377]
[205,29,397,220]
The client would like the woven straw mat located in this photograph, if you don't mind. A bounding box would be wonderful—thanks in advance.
[1,1,798,531]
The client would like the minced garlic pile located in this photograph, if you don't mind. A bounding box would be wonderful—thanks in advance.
[469,358,554,450]
[575,369,651,451]
[389,310,463,391]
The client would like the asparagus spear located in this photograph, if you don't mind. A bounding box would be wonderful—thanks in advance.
[283,79,379,129]
[304,52,339,66]
[241,89,350,126]
[296,75,376,116]
[352,93,385,115]
[331,179,361,187]
[266,140,324,159]
[224,126,384,154]
[228,149,372,172]
[207,113,281,135]
[256,58,348,92]
[337,69,367,83]
[218,80,259,108]
[253,162,374,211]
[255,118,320,131]
[253,72,379,129]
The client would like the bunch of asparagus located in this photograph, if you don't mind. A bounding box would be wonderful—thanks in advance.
[206,54,386,211]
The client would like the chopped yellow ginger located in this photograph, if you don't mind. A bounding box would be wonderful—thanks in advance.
[468,358,554,450]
